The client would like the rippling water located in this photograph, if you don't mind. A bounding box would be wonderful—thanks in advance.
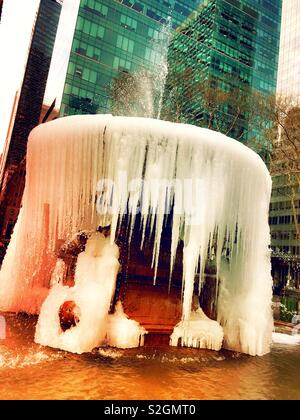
[0,313,299,400]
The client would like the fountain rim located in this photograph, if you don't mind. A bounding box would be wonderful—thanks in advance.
[31,113,270,178]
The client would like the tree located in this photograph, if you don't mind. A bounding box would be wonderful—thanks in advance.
[268,99,300,241]
[248,94,300,283]
[161,72,275,160]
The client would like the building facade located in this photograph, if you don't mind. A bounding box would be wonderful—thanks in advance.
[277,0,300,102]
[162,0,282,148]
[0,0,62,175]
[269,0,300,298]
[269,171,300,296]
[0,0,62,251]
[60,0,202,117]
[60,0,281,153]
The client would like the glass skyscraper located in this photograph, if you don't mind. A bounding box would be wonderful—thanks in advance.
[1,0,63,171]
[162,0,282,143]
[61,0,282,133]
[60,0,203,117]
[0,0,62,251]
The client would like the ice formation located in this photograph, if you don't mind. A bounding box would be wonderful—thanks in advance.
[35,232,146,353]
[35,233,120,353]
[106,301,147,349]
[0,115,273,356]
[170,307,224,351]
[272,332,300,345]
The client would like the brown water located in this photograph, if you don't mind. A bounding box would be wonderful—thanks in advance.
[0,313,299,400]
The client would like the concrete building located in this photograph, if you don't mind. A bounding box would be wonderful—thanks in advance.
[277,0,300,102]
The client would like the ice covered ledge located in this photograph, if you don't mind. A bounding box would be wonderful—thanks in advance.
[0,115,273,356]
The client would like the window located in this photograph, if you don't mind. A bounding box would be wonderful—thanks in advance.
[269,216,278,225]
[116,35,134,53]
[148,27,164,40]
[120,14,137,32]
[77,16,84,31]
[132,2,143,12]
[74,40,101,61]
[94,2,108,16]
[81,19,105,38]
[113,57,131,71]
[90,70,97,83]
[64,83,71,94]
[83,68,90,81]
[97,26,105,39]
[82,68,97,83]
[72,86,79,96]
[145,47,162,64]
[83,0,108,17]
[75,67,83,77]
[83,19,91,35]
[90,22,98,36]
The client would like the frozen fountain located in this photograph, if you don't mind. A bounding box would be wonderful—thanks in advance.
[0,114,273,356]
